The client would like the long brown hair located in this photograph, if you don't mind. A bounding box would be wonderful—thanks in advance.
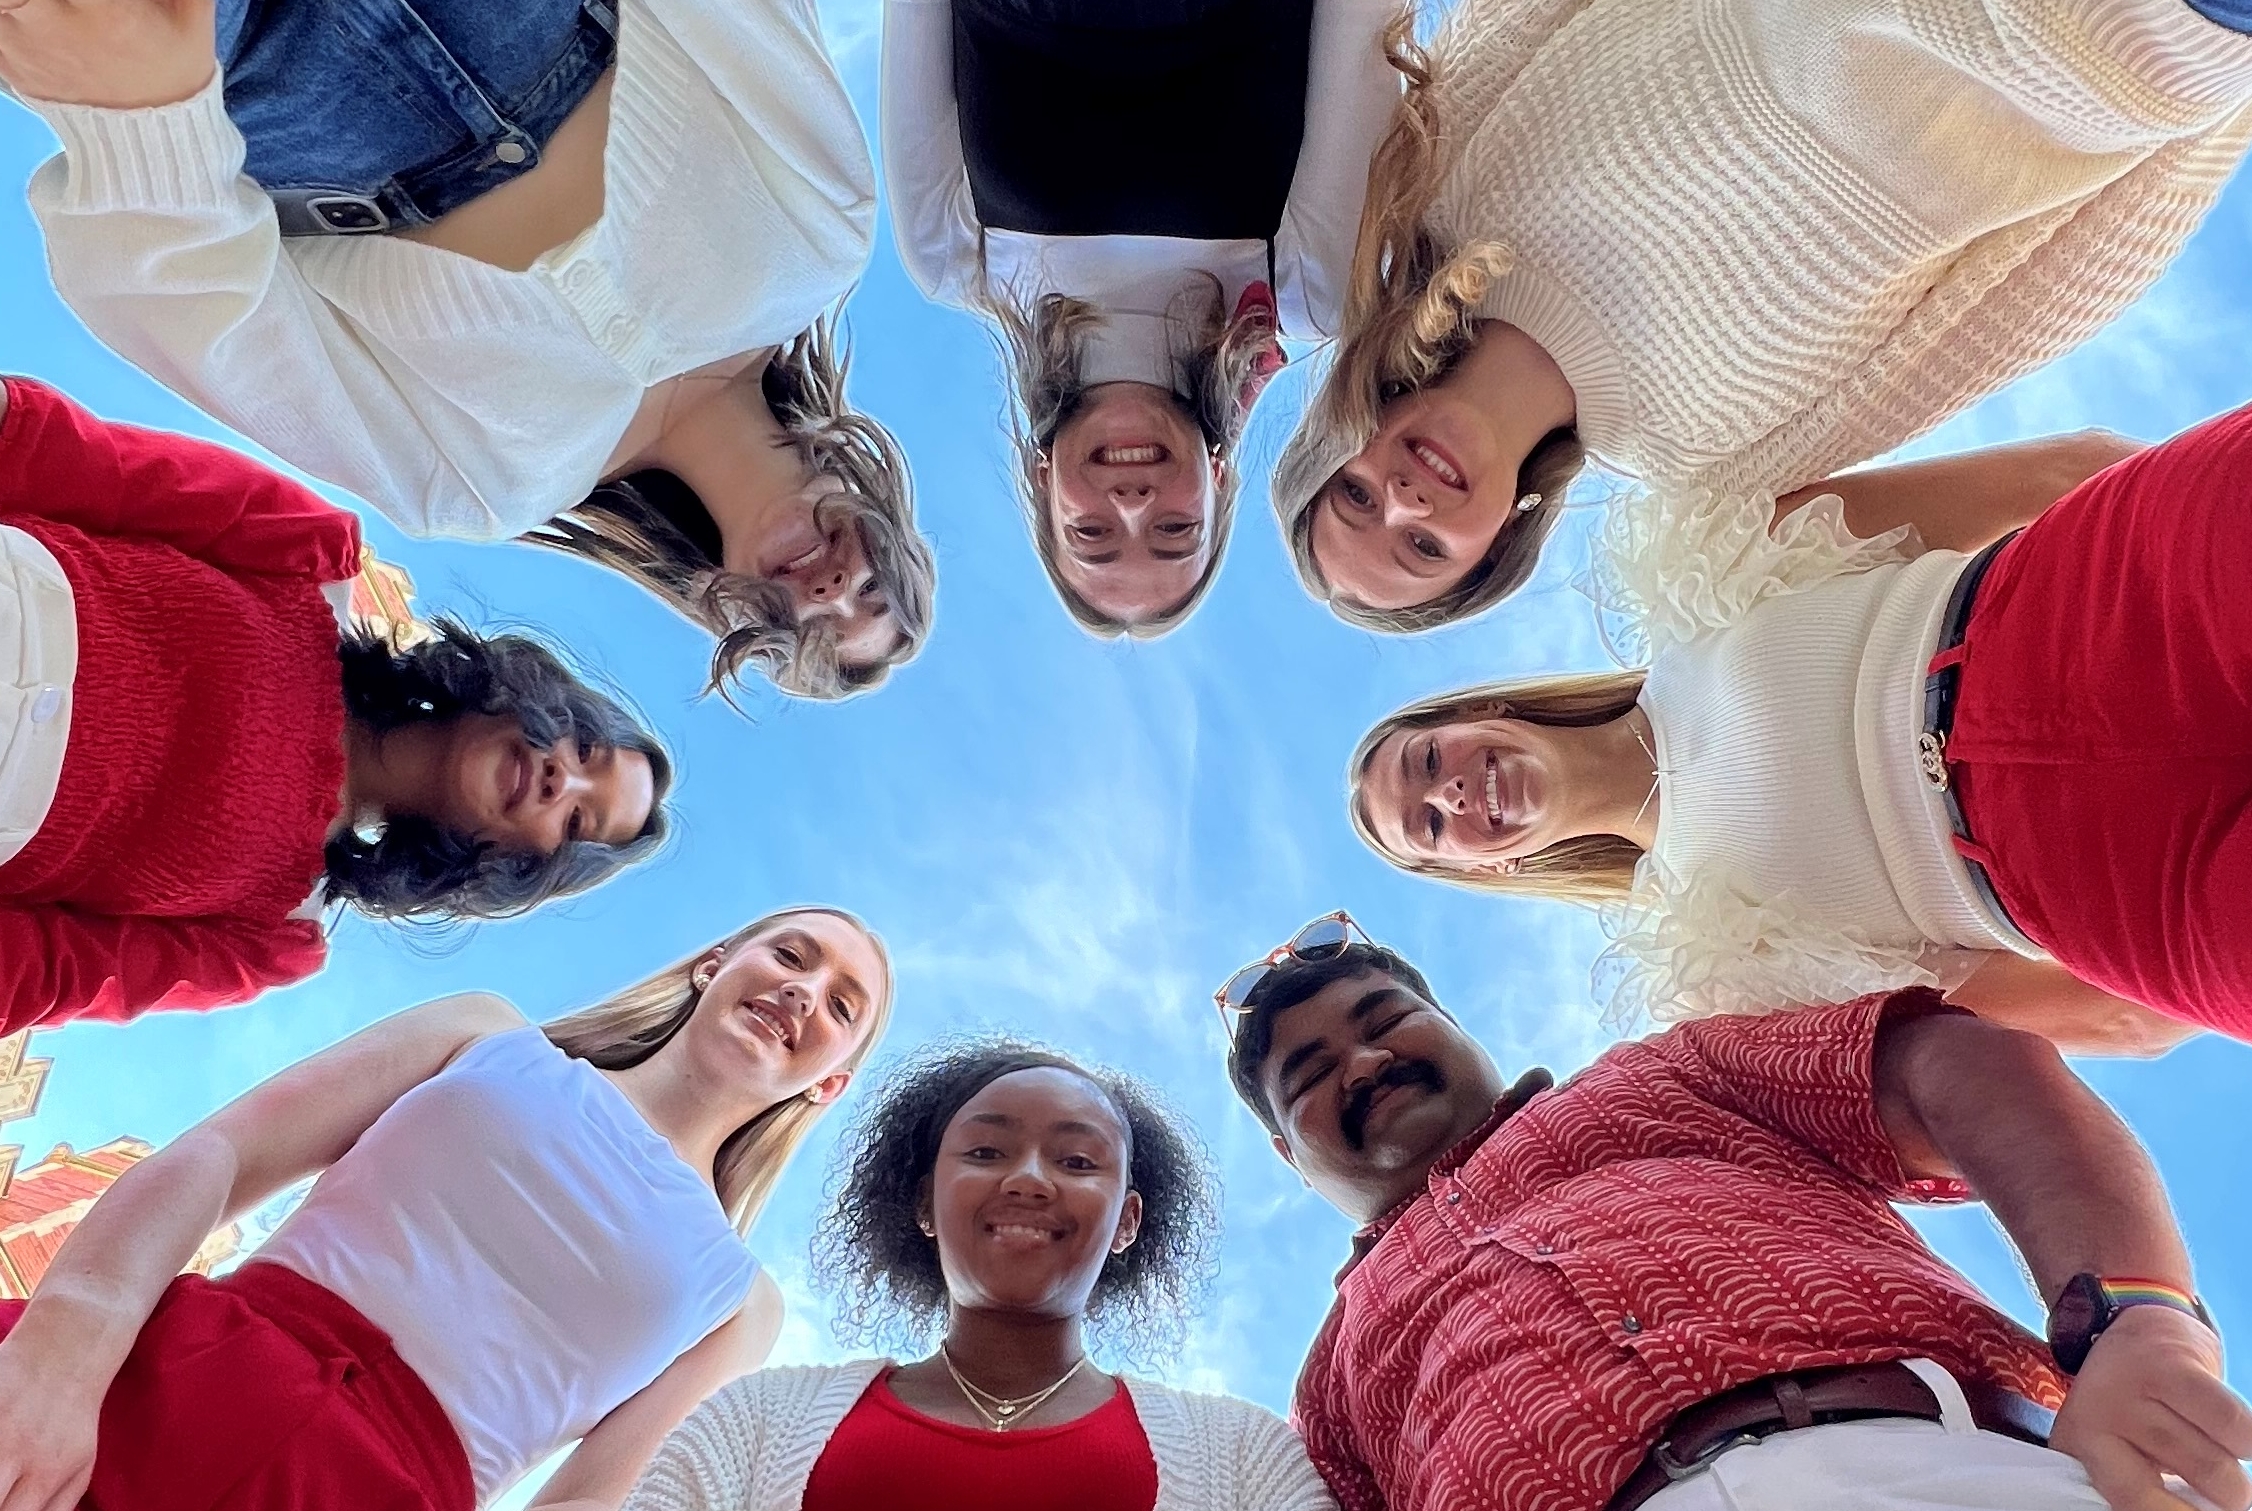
[529,317,936,702]
[1348,670,1647,904]
[1271,15,1588,632]
[542,906,896,1234]
[987,278,1278,638]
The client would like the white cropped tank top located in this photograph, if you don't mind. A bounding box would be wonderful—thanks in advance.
[257,1025,759,1501]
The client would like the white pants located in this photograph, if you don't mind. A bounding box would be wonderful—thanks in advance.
[1642,1361,2215,1511]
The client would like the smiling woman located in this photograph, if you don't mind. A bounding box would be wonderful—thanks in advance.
[0,378,676,1039]
[620,1038,1336,1511]
[0,906,897,1511]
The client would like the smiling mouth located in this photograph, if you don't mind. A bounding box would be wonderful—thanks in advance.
[1406,438,1466,490]
[740,998,796,1050]
[986,1219,1065,1242]
[1092,443,1167,466]
[1483,750,1503,828]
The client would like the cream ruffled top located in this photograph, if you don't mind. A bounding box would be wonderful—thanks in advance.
[1587,492,2045,1025]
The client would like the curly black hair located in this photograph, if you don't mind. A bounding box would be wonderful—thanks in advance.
[813,1037,1220,1367]
[326,617,673,923]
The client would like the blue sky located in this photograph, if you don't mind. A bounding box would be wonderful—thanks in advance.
[4,6,2251,1502]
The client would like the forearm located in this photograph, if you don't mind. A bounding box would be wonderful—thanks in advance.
[1947,954,2202,1060]
[3,1130,238,1394]
[1879,1013,2192,1299]
[1780,430,2143,553]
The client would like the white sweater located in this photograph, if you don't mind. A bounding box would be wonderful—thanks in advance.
[23,0,875,542]
[1428,0,2252,499]
[1589,495,2038,1023]
[624,1360,1340,1511]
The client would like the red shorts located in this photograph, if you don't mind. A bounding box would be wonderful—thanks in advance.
[0,1261,473,1511]
[1949,401,2252,1037]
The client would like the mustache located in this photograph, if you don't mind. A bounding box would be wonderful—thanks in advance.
[1340,1059,1445,1150]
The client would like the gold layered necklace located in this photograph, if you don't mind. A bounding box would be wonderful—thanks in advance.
[939,1345,1090,1432]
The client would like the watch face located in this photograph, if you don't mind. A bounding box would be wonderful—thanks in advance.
[2049,1276,2103,1344]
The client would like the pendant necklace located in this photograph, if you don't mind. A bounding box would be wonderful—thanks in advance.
[940,1345,1089,1432]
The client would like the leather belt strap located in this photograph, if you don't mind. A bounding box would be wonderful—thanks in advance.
[1604,1362,2055,1511]
[1916,530,2041,953]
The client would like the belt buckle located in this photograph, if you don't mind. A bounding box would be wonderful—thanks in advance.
[1916,731,1951,791]
[1653,1430,1763,1483]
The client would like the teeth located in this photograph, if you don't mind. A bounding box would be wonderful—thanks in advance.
[990,1223,1055,1240]
[1095,444,1165,465]
[1484,758,1502,825]
[1410,441,1464,488]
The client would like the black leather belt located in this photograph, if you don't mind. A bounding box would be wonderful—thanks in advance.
[1605,1362,2054,1511]
[1917,530,2031,948]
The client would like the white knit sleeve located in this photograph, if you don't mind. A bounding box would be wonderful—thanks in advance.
[622,1377,763,1511]
[1592,855,1982,1027]
[1585,488,1917,664]
[22,79,525,541]
[1225,1399,1342,1511]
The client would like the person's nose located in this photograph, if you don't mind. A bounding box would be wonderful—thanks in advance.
[1340,1041,1394,1092]
[773,978,815,1021]
[528,747,593,845]
[999,1154,1058,1200]
[1426,771,1469,815]
[1382,470,1434,527]
[800,560,875,619]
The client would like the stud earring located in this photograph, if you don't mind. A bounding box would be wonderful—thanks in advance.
[1501,857,1524,876]
[691,971,713,991]
[1515,492,1543,513]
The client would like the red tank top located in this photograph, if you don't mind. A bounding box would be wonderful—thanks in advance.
[802,1373,1160,1511]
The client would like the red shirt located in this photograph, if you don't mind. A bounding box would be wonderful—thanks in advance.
[0,379,362,1032]
[802,1374,1160,1511]
[1293,991,2064,1511]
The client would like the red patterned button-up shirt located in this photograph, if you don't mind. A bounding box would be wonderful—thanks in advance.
[1292,991,2065,1511]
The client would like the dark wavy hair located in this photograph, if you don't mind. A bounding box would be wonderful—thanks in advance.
[813,1038,1220,1367]
[326,618,673,922]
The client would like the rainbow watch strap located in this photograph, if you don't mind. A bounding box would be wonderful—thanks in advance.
[2103,1278,2206,1319]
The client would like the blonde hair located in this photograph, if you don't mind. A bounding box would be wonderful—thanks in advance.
[1348,671,1647,905]
[543,906,896,1235]
[987,278,1279,638]
[1271,14,1587,633]
[530,315,935,702]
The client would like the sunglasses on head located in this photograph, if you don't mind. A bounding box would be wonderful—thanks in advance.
[1213,910,1377,1031]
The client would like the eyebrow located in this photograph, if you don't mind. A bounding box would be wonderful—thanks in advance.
[1150,544,1200,562]
[1275,1034,1328,1093]
[962,1112,1115,1138]
[1350,987,1409,1023]
[1068,546,1124,565]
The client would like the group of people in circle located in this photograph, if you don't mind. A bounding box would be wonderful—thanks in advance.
[2,0,2252,1506]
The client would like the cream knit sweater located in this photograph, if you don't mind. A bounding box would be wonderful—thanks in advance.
[1428,0,2252,498]
[21,0,875,543]
[623,1360,1339,1511]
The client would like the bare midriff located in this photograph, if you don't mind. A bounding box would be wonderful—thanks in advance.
[396,67,617,273]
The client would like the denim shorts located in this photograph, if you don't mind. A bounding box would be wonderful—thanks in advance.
[2185,0,2252,29]
[213,0,618,236]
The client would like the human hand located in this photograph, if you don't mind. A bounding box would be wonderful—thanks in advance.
[0,1332,103,1511]
[0,0,217,110]
[2055,1304,2252,1511]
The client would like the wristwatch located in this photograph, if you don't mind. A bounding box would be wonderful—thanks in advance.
[2046,1273,2214,1375]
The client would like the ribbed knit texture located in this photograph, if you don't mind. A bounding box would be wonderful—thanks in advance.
[624,1361,1339,1511]
[23,0,876,541]
[1427,0,2252,496]
[0,524,344,928]
[1589,494,2026,1023]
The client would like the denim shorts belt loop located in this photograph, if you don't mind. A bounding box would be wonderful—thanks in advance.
[216,0,620,236]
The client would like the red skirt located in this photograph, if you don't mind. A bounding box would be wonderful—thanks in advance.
[1948,401,2252,1037]
[0,1261,474,1511]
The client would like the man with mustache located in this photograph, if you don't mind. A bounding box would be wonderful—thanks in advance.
[1219,914,2251,1511]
